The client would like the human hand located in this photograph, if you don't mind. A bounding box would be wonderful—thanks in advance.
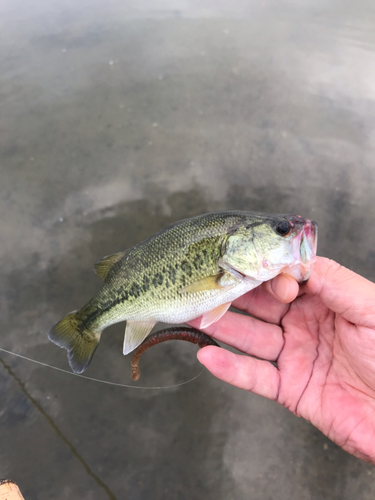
[189,257,375,464]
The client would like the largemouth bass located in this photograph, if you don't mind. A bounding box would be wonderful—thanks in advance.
[49,211,317,373]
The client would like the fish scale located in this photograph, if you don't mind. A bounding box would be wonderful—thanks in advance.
[49,211,317,373]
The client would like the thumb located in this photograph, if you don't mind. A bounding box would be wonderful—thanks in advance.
[265,273,299,303]
[304,256,375,326]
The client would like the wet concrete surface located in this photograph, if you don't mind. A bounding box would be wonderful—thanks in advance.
[1,1,375,498]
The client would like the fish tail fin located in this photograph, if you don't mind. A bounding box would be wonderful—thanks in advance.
[48,311,101,374]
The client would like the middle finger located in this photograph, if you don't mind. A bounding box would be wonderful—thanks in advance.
[188,310,284,361]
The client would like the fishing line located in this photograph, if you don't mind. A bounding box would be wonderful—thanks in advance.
[0,348,203,390]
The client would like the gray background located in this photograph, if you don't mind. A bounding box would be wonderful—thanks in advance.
[1,0,375,498]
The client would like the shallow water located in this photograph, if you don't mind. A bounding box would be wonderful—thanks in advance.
[1,1,375,498]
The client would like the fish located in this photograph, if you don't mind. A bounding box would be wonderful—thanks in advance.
[131,327,220,381]
[49,211,317,374]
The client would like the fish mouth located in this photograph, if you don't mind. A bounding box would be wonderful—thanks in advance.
[283,218,318,282]
[299,219,318,264]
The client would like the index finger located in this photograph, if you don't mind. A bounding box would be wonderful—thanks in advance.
[302,256,375,327]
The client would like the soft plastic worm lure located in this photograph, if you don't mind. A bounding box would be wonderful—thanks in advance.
[131,327,220,381]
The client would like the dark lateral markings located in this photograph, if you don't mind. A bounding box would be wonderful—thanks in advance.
[82,258,210,328]
[152,273,164,287]
[180,260,193,277]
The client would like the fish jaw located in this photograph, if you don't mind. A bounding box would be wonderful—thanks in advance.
[282,219,318,282]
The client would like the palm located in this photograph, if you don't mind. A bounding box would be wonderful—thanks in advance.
[192,257,375,464]
[278,293,375,462]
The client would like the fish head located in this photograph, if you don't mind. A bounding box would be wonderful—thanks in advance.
[222,214,318,283]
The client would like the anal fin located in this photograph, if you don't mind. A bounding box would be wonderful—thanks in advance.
[123,320,156,355]
[199,302,231,329]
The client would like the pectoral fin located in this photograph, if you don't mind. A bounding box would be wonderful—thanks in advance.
[199,302,231,329]
[179,274,224,293]
[179,268,244,294]
[123,320,156,355]
[94,251,127,280]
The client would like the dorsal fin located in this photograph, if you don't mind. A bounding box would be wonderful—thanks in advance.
[94,251,126,280]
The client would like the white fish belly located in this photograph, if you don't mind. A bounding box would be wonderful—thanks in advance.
[126,277,262,324]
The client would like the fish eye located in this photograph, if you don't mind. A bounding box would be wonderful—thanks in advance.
[276,220,291,236]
